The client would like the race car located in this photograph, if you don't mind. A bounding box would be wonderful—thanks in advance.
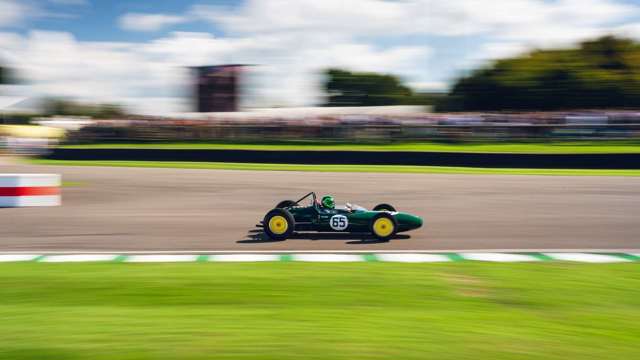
[262,192,423,241]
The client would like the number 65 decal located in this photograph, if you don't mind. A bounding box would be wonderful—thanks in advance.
[329,215,349,231]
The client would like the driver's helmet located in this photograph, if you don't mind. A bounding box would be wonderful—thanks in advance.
[321,195,335,209]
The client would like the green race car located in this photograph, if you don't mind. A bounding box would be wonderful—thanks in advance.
[262,192,423,241]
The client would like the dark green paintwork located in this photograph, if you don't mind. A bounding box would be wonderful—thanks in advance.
[283,201,423,234]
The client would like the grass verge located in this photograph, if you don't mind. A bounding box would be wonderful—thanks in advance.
[61,181,85,187]
[0,262,638,360]
[29,159,640,176]
[59,140,640,154]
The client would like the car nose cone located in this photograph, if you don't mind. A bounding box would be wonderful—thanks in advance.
[410,215,423,229]
[396,213,423,230]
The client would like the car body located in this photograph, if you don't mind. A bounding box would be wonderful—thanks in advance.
[262,192,423,241]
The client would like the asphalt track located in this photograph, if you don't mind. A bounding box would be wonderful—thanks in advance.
[1,162,639,251]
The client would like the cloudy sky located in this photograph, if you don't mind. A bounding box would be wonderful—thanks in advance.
[2,0,640,114]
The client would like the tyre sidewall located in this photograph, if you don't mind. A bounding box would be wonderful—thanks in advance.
[276,200,297,208]
[370,212,397,241]
[373,203,396,212]
[263,208,295,240]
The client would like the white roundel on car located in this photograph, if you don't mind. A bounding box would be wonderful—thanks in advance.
[329,215,349,231]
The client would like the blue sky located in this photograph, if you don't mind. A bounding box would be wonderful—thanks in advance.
[14,1,239,41]
[2,0,640,113]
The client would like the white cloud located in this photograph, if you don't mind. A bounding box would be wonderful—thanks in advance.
[0,30,427,112]
[409,81,448,92]
[187,0,639,91]
[0,1,29,27]
[605,22,640,41]
[0,0,87,27]
[193,0,636,39]
[119,13,188,32]
[3,0,640,113]
[450,42,533,76]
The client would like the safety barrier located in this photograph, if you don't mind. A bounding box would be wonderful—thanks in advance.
[0,174,61,207]
[45,148,640,169]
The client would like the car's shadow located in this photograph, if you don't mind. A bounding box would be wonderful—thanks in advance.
[238,228,411,244]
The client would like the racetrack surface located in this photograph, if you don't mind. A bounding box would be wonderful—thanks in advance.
[1,163,639,251]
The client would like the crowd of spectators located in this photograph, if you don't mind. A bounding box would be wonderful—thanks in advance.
[64,110,640,143]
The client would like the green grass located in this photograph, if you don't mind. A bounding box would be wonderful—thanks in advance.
[61,181,85,187]
[0,262,638,360]
[58,140,640,154]
[29,159,640,176]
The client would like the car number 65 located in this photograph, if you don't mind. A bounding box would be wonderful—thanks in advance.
[330,215,349,231]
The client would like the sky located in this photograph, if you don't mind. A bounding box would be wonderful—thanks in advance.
[2,0,640,114]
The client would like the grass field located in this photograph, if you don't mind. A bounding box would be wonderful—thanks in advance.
[30,159,640,176]
[59,140,640,154]
[0,262,638,360]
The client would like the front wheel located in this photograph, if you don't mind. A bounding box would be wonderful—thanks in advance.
[263,208,295,240]
[370,213,397,241]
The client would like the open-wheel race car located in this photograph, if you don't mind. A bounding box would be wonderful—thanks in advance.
[262,192,423,241]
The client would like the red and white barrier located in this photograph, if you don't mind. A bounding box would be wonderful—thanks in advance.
[0,174,61,207]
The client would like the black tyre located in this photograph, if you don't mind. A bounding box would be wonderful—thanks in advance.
[276,200,297,208]
[263,208,295,240]
[370,212,397,241]
[373,203,396,212]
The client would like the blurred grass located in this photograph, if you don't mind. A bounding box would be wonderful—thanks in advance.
[61,181,85,187]
[29,159,640,176]
[0,262,638,360]
[58,140,640,153]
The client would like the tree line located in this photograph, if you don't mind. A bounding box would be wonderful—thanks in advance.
[323,36,640,111]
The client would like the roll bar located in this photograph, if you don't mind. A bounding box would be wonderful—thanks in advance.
[294,192,317,207]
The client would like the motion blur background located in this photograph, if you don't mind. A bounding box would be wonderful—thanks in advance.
[1,2,640,360]
[2,0,640,150]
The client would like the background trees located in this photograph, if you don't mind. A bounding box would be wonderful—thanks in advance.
[438,36,640,111]
[43,98,126,118]
[323,68,432,106]
[0,64,15,85]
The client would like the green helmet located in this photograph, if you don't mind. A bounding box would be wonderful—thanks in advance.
[321,195,335,209]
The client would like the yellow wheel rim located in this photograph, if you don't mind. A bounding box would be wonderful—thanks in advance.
[268,215,288,235]
[373,217,394,237]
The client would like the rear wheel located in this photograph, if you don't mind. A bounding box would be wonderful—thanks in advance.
[373,203,396,212]
[276,200,296,208]
[263,208,295,240]
[370,213,397,241]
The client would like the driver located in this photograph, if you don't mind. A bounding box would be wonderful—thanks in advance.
[321,195,335,210]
